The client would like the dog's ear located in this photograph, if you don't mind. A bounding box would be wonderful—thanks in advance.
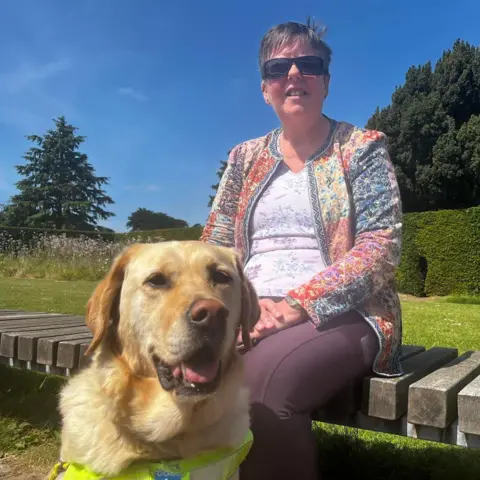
[233,252,260,351]
[85,243,143,356]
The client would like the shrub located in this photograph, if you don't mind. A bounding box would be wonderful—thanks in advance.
[397,207,480,296]
[396,213,426,296]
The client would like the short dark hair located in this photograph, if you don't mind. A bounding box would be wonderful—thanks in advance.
[258,18,332,74]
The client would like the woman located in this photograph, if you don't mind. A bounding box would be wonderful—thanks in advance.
[201,19,403,479]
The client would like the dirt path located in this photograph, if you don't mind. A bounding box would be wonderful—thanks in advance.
[0,455,50,480]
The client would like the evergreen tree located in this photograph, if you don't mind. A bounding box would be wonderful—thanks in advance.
[366,39,480,212]
[4,116,114,230]
[208,151,230,207]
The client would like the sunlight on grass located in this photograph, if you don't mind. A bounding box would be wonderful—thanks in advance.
[0,277,96,315]
[314,422,480,479]
[401,297,480,353]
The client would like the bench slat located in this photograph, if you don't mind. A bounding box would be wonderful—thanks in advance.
[57,337,93,369]
[408,350,480,428]
[458,374,480,435]
[0,326,89,359]
[0,318,84,333]
[0,315,82,325]
[0,321,87,351]
[78,343,91,370]
[362,347,458,420]
[399,345,426,360]
[17,326,90,362]
[37,332,93,366]
[0,313,62,321]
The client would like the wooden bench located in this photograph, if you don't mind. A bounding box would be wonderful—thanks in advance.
[0,309,92,375]
[1,310,479,449]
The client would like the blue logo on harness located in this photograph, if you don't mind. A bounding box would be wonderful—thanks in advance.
[153,472,182,480]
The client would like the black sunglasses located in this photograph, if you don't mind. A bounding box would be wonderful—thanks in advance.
[261,56,327,80]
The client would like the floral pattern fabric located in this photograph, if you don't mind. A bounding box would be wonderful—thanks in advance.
[201,118,403,377]
[244,162,326,297]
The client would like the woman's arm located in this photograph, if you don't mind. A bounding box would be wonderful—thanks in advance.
[201,144,244,248]
[286,131,403,327]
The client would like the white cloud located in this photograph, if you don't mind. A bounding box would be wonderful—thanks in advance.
[0,59,71,95]
[117,87,148,102]
[0,58,76,131]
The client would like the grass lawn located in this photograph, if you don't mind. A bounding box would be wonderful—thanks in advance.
[0,277,96,315]
[1,278,480,479]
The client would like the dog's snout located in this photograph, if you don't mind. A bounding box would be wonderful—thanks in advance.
[189,299,228,328]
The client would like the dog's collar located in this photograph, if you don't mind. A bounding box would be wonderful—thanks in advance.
[48,429,253,480]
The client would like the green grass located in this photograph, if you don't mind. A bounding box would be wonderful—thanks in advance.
[314,423,480,480]
[1,280,480,478]
[0,365,66,476]
[400,294,480,352]
[0,277,96,314]
[443,294,480,305]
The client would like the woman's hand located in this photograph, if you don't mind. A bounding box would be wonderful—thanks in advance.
[250,298,305,341]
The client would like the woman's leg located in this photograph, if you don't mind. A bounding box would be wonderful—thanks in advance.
[239,310,379,480]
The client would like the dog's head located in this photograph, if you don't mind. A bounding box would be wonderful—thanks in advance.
[84,240,259,398]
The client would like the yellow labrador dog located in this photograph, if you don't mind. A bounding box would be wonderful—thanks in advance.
[51,241,259,480]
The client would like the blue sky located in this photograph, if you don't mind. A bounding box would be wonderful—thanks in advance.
[0,0,478,232]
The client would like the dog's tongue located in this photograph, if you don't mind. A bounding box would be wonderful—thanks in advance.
[181,360,219,384]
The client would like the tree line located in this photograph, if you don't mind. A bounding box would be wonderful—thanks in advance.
[1,38,479,233]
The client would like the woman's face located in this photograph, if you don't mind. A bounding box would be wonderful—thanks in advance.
[261,40,329,124]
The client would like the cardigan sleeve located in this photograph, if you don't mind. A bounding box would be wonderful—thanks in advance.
[286,131,403,327]
[200,144,244,248]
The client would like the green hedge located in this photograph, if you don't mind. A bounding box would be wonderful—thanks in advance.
[396,213,426,296]
[397,207,480,296]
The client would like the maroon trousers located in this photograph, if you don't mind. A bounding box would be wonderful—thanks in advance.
[239,308,379,480]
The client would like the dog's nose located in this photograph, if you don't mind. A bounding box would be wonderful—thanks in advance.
[189,299,228,328]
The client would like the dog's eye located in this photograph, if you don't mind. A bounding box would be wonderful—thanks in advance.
[212,270,232,284]
[146,274,169,288]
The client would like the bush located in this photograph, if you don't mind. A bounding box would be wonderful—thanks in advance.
[397,207,480,296]
[396,213,426,296]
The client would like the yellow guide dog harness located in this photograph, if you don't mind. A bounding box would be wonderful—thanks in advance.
[48,430,253,480]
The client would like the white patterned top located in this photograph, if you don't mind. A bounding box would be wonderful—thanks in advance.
[244,162,326,297]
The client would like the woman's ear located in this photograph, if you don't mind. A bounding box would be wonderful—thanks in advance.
[323,74,330,99]
[261,81,270,105]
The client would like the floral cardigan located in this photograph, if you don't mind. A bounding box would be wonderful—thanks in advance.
[201,119,403,377]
